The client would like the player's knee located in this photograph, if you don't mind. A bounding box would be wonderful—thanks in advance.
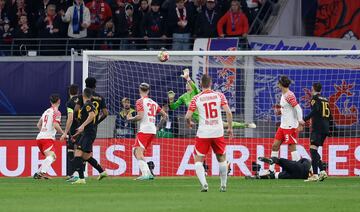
[216,154,226,163]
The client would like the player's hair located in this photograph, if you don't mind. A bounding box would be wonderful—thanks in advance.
[201,74,212,88]
[83,88,93,99]
[278,75,291,88]
[176,0,184,3]
[50,94,60,104]
[313,82,322,92]
[68,84,79,96]
[85,77,97,89]
[139,83,150,92]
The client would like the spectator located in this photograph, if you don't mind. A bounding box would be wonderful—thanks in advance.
[141,0,167,49]
[113,4,139,49]
[14,14,31,38]
[167,0,195,50]
[116,97,136,138]
[12,0,28,27]
[86,0,112,38]
[194,0,220,38]
[35,0,55,19]
[0,21,13,56]
[193,0,206,13]
[61,0,90,38]
[37,4,61,38]
[217,0,248,38]
[100,19,115,49]
[136,0,149,22]
[111,0,130,15]
[0,0,10,28]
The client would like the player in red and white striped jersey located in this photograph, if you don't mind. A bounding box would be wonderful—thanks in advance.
[127,83,168,180]
[270,76,305,174]
[185,74,233,192]
[34,94,65,179]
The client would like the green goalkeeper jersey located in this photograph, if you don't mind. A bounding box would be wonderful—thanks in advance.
[169,81,200,122]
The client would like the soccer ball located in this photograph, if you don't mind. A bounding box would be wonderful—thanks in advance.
[158,51,169,62]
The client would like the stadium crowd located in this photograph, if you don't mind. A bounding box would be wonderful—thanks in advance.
[0,0,275,52]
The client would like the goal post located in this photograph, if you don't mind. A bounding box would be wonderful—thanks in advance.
[82,50,360,177]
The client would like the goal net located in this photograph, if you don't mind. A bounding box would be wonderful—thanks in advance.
[83,50,360,177]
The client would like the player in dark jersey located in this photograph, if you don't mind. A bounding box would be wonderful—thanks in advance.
[60,84,80,178]
[71,88,107,184]
[246,157,311,180]
[304,82,332,182]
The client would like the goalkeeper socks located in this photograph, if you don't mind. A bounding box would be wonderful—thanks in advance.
[269,151,278,172]
[73,157,84,179]
[291,151,300,161]
[310,148,320,174]
[40,155,55,174]
[195,162,208,187]
[232,121,246,129]
[219,161,228,187]
[138,160,151,176]
[87,157,104,173]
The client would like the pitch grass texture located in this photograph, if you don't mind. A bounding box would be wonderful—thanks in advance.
[0,177,359,212]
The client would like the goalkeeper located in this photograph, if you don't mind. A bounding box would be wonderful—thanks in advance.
[168,68,256,129]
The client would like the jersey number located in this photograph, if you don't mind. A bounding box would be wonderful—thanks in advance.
[43,115,48,126]
[147,103,157,117]
[322,102,330,118]
[203,102,218,119]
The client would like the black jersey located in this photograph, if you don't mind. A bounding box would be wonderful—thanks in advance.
[79,100,97,135]
[77,91,107,125]
[304,94,332,134]
[66,96,80,135]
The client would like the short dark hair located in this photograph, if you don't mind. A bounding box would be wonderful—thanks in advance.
[83,88,93,99]
[176,0,184,3]
[278,75,291,88]
[68,84,79,96]
[50,94,60,104]
[313,82,322,92]
[85,77,97,89]
[139,83,150,92]
[201,74,212,88]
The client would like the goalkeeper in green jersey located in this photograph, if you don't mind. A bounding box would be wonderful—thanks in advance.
[168,68,256,129]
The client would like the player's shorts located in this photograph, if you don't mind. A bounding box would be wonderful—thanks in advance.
[76,133,96,153]
[274,127,298,144]
[194,137,226,156]
[134,133,155,149]
[37,139,55,155]
[310,132,327,147]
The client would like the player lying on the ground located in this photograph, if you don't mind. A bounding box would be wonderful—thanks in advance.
[168,68,256,129]
[127,83,168,180]
[246,157,312,180]
[34,94,65,180]
[185,74,232,192]
[303,82,331,182]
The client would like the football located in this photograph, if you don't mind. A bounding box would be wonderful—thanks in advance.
[158,51,169,62]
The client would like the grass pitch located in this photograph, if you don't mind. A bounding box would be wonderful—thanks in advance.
[0,177,359,212]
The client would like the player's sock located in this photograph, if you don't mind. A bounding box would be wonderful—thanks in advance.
[195,162,208,187]
[291,151,300,161]
[232,121,246,129]
[73,157,84,179]
[319,160,325,172]
[86,157,104,173]
[138,160,151,176]
[310,148,320,175]
[269,151,279,172]
[39,155,55,174]
[219,161,228,187]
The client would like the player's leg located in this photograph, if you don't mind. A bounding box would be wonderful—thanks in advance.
[194,137,211,191]
[212,137,227,192]
[134,133,154,180]
[71,148,86,184]
[289,144,300,161]
[287,128,300,161]
[35,139,56,179]
[66,137,75,178]
[269,139,282,172]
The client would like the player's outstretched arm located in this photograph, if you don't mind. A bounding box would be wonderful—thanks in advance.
[127,111,144,122]
[169,93,184,110]
[75,111,95,135]
[223,104,233,138]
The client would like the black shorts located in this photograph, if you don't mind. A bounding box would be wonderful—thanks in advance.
[76,133,96,153]
[310,132,327,147]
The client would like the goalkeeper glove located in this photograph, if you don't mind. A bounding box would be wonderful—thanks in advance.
[180,68,190,81]
[168,90,175,102]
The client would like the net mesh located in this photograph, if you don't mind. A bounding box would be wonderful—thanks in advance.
[86,52,360,177]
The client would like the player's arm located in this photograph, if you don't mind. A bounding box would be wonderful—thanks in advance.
[286,94,305,125]
[54,122,65,135]
[223,104,233,138]
[96,98,109,125]
[181,68,200,95]
[127,111,144,122]
[189,80,201,95]
[304,98,320,122]
[76,111,96,133]
[185,97,196,128]
[37,117,42,130]
[169,95,184,110]
[60,107,74,141]
[53,111,64,136]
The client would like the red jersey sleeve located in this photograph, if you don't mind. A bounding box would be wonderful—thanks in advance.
[53,110,61,124]
[156,104,162,114]
[188,97,197,112]
[219,92,228,106]
[285,92,298,107]
[136,99,144,112]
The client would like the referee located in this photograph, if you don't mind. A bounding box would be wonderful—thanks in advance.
[304,82,332,182]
